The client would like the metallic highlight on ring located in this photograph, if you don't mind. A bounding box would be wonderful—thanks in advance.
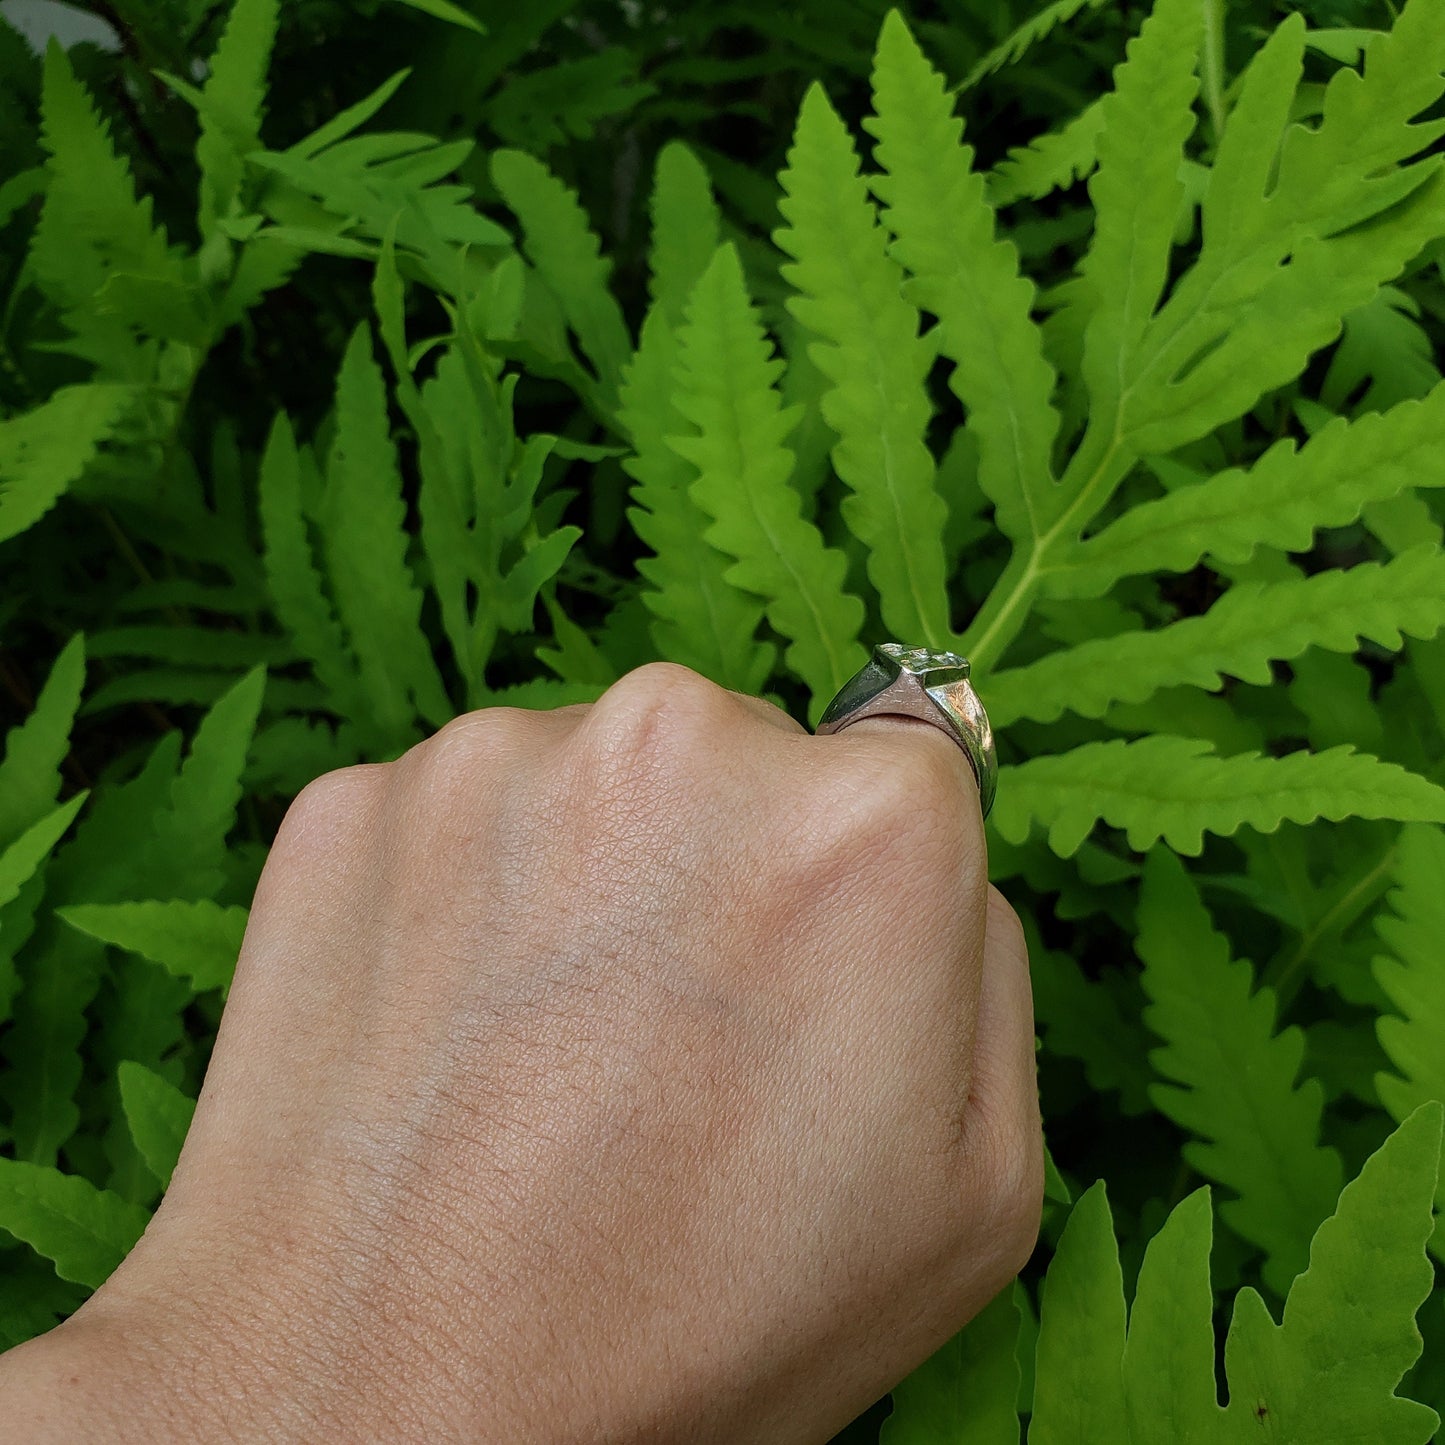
[815,643,998,819]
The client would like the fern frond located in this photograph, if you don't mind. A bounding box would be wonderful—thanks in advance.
[1052,385,1445,599]
[0,633,84,846]
[990,548,1445,725]
[59,899,245,997]
[776,83,951,647]
[0,385,138,545]
[389,0,485,31]
[1076,0,1200,429]
[29,44,186,362]
[868,12,1061,546]
[193,0,278,233]
[1121,1190,1220,1439]
[646,142,722,328]
[117,1062,194,1190]
[1129,172,1445,457]
[321,324,449,745]
[0,798,88,1021]
[1137,850,1343,1293]
[1221,1104,1441,1440]
[1029,1183,1127,1443]
[290,69,412,160]
[371,235,482,692]
[491,149,631,405]
[987,99,1105,207]
[257,412,370,733]
[619,309,775,694]
[0,1160,149,1288]
[959,0,1109,92]
[992,737,1445,857]
[1,732,184,1164]
[668,244,866,719]
[1121,0,1445,456]
[147,667,265,901]
[1372,824,1445,1252]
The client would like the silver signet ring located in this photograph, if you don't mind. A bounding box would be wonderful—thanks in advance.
[815,643,998,819]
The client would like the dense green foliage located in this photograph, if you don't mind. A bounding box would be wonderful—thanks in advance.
[1,0,1444,1436]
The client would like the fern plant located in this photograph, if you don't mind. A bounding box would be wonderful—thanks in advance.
[1,0,1444,1438]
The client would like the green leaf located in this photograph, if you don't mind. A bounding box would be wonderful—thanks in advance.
[987,101,1105,208]
[491,149,631,405]
[1,725,190,1166]
[668,244,865,719]
[288,69,412,161]
[1119,0,1445,457]
[646,142,722,328]
[1373,824,1445,1251]
[257,412,369,734]
[322,323,450,741]
[0,386,138,544]
[0,1160,149,1288]
[194,0,279,233]
[371,234,480,692]
[1053,385,1445,599]
[993,738,1445,857]
[959,0,1110,91]
[58,899,247,996]
[0,633,84,846]
[117,1061,195,1189]
[1076,0,1200,431]
[1137,851,1343,1293]
[992,548,1445,726]
[390,0,485,32]
[868,13,1061,547]
[1221,1104,1442,1442]
[882,1286,1021,1443]
[619,308,774,694]
[29,42,187,331]
[147,667,266,899]
[776,83,951,648]
[1122,1189,1223,1445]
[1029,1182,1128,1444]
[0,796,88,1019]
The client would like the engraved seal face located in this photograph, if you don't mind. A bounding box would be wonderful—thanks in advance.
[877,643,970,678]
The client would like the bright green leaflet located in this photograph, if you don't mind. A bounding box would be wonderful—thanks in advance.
[1374,825,1445,1254]
[118,1062,197,1189]
[1029,1182,1128,1443]
[1136,850,1342,1294]
[0,1160,150,1289]
[776,83,951,648]
[58,899,247,997]
[668,243,865,719]
[868,11,1061,549]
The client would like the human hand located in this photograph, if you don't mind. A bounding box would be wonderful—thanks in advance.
[0,663,1041,1443]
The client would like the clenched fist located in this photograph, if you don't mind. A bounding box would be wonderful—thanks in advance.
[1,663,1042,1443]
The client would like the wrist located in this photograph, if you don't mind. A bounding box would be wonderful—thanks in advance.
[0,1274,324,1443]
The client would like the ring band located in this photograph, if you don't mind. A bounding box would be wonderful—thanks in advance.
[816,644,997,819]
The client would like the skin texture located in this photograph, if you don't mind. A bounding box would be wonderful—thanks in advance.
[0,662,1042,1443]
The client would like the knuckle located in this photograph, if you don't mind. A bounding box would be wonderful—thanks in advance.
[416,707,533,773]
[401,708,537,797]
[269,764,390,865]
[580,662,727,768]
[284,763,388,830]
